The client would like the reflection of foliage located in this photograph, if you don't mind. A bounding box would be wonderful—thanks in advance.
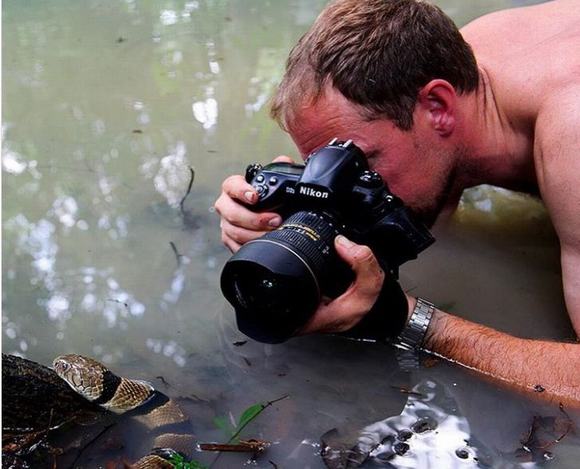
[2,0,329,371]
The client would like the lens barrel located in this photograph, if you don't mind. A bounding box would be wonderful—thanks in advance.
[220,210,342,343]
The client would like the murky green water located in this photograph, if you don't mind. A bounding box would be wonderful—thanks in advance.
[3,0,579,467]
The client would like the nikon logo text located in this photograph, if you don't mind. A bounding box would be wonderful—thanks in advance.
[299,186,329,199]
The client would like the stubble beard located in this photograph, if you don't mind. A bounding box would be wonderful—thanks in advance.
[411,146,464,228]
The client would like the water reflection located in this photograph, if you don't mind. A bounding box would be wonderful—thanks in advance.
[350,380,485,468]
[192,98,218,130]
[152,141,192,206]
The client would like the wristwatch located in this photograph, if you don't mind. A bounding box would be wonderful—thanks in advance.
[397,297,435,350]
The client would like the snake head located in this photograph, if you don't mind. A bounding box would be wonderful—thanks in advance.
[53,354,107,402]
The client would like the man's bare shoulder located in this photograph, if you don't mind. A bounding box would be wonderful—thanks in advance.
[534,85,580,328]
[462,1,580,125]
[461,0,580,68]
[461,0,580,47]
[533,85,580,242]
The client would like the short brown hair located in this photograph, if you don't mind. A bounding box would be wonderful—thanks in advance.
[271,0,479,130]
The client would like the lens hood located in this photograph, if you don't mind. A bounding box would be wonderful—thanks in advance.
[221,238,321,343]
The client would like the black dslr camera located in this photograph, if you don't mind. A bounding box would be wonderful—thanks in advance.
[220,139,434,343]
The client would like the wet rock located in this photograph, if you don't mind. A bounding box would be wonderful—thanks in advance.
[397,429,413,441]
[393,442,410,456]
[455,448,470,459]
[411,418,437,434]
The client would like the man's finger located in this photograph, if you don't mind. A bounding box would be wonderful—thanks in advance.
[215,194,282,230]
[221,232,242,253]
[299,301,363,334]
[220,219,267,244]
[272,155,295,164]
[221,174,258,204]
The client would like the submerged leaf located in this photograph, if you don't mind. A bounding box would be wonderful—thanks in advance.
[169,452,208,469]
[213,416,235,437]
[237,404,264,430]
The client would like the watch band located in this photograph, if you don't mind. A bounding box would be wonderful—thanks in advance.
[397,297,435,350]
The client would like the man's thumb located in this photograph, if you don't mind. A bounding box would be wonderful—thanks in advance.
[335,235,374,270]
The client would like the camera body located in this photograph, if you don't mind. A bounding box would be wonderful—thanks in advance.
[245,139,434,274]
[220,139,434,344]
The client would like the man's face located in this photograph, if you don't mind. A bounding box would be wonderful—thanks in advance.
[287,88,460,226]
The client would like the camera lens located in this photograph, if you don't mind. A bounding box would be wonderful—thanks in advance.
[221,210,348,343]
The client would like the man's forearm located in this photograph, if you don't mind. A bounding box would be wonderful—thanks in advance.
[421,306,580,405]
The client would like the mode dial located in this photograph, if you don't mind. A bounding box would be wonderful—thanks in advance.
[359,170,383,188]
[245,164,263,183]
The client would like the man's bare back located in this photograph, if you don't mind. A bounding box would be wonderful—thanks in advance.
[462,0,580,156]
[462,0,580,332]
[463,0,580,98]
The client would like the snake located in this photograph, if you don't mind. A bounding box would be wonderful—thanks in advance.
[53,354,198,468]
[2,353,196,469]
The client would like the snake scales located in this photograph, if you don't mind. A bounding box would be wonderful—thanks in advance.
[2,353,196,468]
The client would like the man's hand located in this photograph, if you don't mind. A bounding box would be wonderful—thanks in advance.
[300,235,411,335]
[214,156,293,252]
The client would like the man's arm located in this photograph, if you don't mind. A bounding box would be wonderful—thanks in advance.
[534,86,580,334]
[562,247,580,333]
[422,303,580,405]
[302,236,580,406]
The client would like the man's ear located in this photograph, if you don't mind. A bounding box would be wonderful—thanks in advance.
[417,80,457,137]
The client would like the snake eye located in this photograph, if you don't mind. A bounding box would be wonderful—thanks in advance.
[54,360,68,373]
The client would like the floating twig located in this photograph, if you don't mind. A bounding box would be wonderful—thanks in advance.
[179,166,195,217]
[208,395,289,468]
[554,402,573,444]
[169,241,184,267]
[155,375,171,388]
[200,439,269,453]
[70,422,116,468]
[106,299,130,312]
[390,385,425,398]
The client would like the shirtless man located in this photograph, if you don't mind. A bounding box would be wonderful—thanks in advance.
[215,0,580,403]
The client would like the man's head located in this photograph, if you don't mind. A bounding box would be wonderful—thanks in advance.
[271,0,480,224]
